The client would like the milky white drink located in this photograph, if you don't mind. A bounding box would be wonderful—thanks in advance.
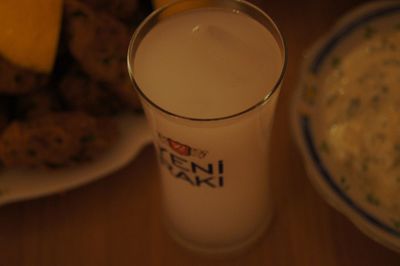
[129,1,285,254]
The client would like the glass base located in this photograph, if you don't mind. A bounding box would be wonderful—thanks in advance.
[165,211,274,258]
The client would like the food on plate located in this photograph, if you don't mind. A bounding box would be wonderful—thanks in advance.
[317,31,400,222]
[79,0,139,21]
[151,0,205,17]
[59,69,125,115]
[0,0,63,73]
[15,89,62,119]
[0,98,12,132]
[0,112,116,168]
[64,0,141,109]
[0,0,148,169]
[0,56,47,95]
[151,0,170,8]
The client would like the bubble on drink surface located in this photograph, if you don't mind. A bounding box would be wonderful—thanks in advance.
[192,24,201,33]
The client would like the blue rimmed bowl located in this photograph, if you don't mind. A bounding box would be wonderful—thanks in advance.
[291,1,400,252]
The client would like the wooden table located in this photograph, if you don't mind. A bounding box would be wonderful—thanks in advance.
[1,0,399,265]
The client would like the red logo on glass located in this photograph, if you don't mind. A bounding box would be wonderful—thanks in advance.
[158,132,208,159]
[168,139,191,156]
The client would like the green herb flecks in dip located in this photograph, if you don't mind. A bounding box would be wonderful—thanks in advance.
[317,31,400,225]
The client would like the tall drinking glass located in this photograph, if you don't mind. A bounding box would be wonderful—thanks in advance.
[127,0,286,255]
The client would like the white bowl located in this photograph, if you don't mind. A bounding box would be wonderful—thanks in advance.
[291,1,400,253]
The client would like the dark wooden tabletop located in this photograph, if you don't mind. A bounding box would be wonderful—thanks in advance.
[1,0,399,265]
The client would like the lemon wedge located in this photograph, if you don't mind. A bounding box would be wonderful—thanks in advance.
[0,0,63,73]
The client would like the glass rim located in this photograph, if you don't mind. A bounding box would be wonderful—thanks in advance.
[127,0,287,122]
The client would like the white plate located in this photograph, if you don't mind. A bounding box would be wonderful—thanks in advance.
[291,1,400,253]
[0,113,152,207]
